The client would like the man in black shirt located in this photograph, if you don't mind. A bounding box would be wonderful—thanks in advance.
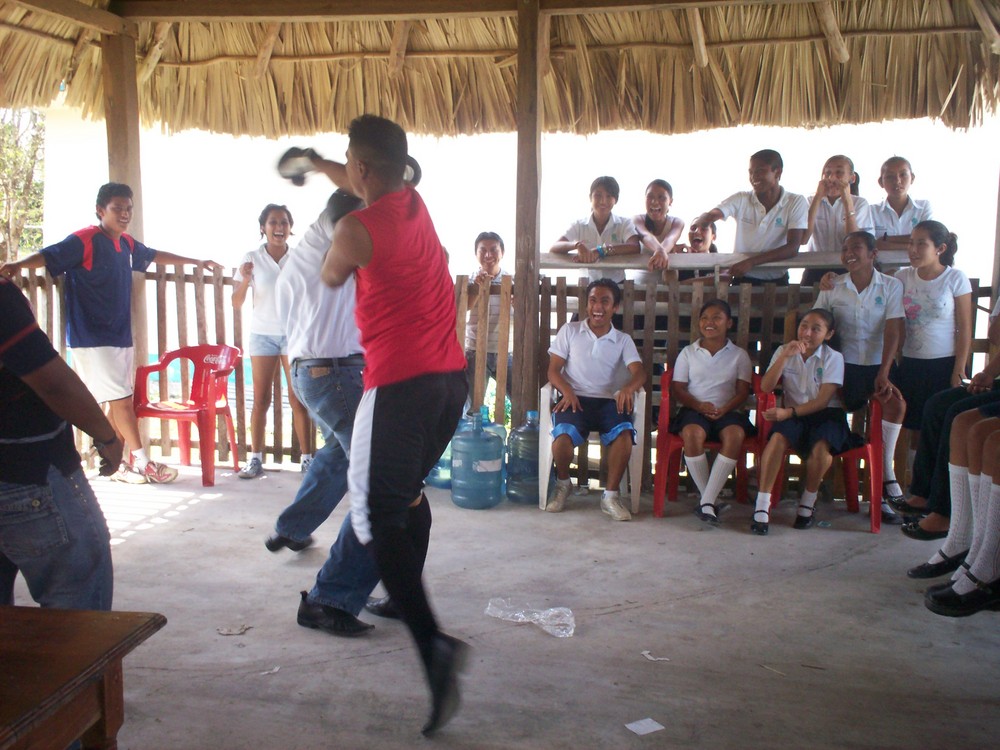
[0,278,122,608]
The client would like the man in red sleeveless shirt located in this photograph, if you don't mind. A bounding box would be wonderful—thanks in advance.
[321,115,469,736]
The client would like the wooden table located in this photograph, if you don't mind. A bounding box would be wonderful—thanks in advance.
[0,606,166,750]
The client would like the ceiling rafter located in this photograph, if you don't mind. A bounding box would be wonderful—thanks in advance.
[138,21,172,83]
[252,22,282,78]
[814,0,850,63]
[968,0,1000,54]
[64,28,95,84]
[9,0,136,37]
[387,20,412,78]
[685,7,708,68]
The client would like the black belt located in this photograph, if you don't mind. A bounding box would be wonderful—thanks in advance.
[294,355,364,369]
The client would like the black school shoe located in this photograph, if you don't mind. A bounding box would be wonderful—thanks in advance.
[422,633,470,736]
[907,549,968,579]
[924,574,1000,618]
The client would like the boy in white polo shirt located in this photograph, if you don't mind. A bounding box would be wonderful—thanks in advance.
[550,176,640,284]
[870,156,933,251]
[695,149,808,284]
[546,279,645,521]
[670,300,754,526]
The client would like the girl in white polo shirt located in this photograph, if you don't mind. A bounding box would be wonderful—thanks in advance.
[894,220,972,494]
[232,204,311,479]
[752,309,850,535]
[670,300,754,526]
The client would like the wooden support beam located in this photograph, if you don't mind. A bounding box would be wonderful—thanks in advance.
[138,22,172,84]
[10,0,136,37]
[110,0,822,23]
[685,6,708,68]
[968,0,1000,54]
[814,0,849,63]
[102,32,149,436]
[253,22,282,78]
[387,20,412,78]
[513,0,543,424]
[63,28,95,85]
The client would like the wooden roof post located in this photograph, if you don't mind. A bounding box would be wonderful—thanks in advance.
[513,0,543,427]
[102,32,149,437]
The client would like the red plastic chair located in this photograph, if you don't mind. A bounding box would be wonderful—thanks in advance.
[758,388,883,534]
[134,344,242,487]
[653,370,765,517]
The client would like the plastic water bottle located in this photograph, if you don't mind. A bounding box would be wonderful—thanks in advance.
[451,411,504,509]
[506,410,546,504]
[480,405,507,493]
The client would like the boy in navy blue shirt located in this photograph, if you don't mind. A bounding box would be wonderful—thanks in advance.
[0,183,222,483]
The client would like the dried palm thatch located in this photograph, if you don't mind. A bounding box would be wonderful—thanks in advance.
[0,1,997,137]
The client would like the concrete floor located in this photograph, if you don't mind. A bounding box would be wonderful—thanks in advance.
[16,465,999,749]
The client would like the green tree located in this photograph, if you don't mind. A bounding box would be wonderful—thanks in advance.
[0,109,44,263]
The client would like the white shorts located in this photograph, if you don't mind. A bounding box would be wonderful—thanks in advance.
[71,346,135,403]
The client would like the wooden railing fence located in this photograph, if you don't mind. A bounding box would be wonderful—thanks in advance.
[12,268,995,491]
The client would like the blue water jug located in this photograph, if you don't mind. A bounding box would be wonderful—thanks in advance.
[425,411,477,489]
[451,412,504,509]
[506,410,550,504]
[480,405,507,493]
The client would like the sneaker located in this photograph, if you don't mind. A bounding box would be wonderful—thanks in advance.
[111,462,147,484]
[142,461,179,484]
[239,457,263,479]
[300,456,313,473]
[600,493,632,521]
[546,480,572,512]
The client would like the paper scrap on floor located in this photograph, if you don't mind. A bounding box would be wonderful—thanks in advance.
[626,718,665,736]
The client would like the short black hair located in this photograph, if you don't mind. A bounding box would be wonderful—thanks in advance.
[699,299,732,318]
[96,182,133,207]
[586,278,622,306]
[474,231,504,252]
[750,149,783,171]
[325,189,364,225]
[645,179,674,199]
[589,176,620,201]
[842,230,876,254]
[348,114,408,182]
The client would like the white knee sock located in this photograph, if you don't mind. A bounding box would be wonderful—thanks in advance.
[685,453,710,495]
[798,489,818,517]
[957,473,992,579]
[701,455,737,511]
[930,464,972,561]
[881,421,902,488]
[953,482,1000,595]
[754,492,771,522]
[250,452,263,461]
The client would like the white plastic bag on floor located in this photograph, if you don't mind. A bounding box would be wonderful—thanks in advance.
[485,597,575,637]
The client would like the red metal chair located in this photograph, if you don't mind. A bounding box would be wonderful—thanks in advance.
[134,344,242,487]
[758,387,883,534]
[653,370,765,517]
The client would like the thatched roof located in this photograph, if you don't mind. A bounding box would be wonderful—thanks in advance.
[1,1,998,137]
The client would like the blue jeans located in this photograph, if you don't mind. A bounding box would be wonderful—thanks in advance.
[0,466,113,610]
[275,362,364,542]
[308,512,380,616]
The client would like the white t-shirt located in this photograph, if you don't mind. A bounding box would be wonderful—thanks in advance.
[465,270,513,353]
[673,339,753,407]
[561,213,638,283]
[814,271,904,366]
[233,244,290,336]
[870,197,933,237]
[548,319,641,399]
[805,195,874,254]
[769,342,844,409]
[273,212,363,361]
[896,266,972,359]
[716,188,809,281]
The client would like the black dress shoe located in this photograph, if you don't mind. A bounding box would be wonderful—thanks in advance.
[364,595,401,620]
[792,505,815,530]
[750,510,769,536]
[901,520,948,541]
[422,633,470,736]
[907,549,968,579]
[880,503,904,526]
[296,591,373,637]
[886,495,928,516]
[695,504,720,526]
[924,576,1000,618]
[265,533,313,552]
